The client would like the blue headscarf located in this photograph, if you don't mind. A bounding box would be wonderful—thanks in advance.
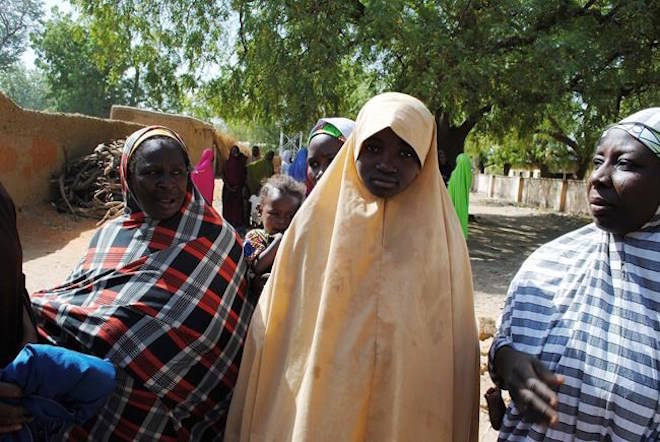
[288,147,309,183]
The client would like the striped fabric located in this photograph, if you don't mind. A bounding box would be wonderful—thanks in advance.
[30,130,253,440]
[489,211,660,441]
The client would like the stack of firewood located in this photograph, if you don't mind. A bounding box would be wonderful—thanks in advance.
[52,139,125,224]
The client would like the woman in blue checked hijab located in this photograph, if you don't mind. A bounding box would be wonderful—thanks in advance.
[489,108,660,441]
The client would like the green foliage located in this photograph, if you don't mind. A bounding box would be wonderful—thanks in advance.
[0,0,42,70]
[29,0,658,175]
[32,14,126,117]
[0,62,53,110]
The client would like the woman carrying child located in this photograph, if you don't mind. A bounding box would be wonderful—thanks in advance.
[225,93,479,441]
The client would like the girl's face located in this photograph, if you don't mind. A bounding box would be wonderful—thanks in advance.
[260,191,302,234]
[307,134,344,188]
[356,127,421,198]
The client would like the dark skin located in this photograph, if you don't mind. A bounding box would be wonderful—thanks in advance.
[252,146,261,160]
[356,127,421,198]
[492,132,660,427]
[588,130,660,234]
[253,192,301,276]
[128,138,189,221]
[307,134,344,188]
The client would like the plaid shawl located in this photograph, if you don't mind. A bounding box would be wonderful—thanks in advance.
[30,127,252,441]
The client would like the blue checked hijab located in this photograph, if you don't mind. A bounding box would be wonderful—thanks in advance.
[604,107,660,157]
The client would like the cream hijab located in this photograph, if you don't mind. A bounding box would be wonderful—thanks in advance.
[225,93,479,441]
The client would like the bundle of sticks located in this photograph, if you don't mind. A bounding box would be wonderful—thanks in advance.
[52,139,125,224]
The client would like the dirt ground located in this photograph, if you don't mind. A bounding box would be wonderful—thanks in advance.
[17,189,590,441]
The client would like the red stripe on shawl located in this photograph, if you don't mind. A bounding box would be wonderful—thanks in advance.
[154,266,188,293]
[98,316,129,344]
[218,256,240,289]
[150,226,176,250]
[118,256,148,273]
[97,289,119,305]
[102,247,130,269]
[82,248,96,269]
[127,349,188,404]
[123,387,158,412]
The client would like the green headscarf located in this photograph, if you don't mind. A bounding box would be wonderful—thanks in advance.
[448,153,472,238]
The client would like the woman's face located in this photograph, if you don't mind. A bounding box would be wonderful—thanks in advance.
[588,130,660,234]
[356,127,421,198]
[128,138,189,220]
[307,134,344,188]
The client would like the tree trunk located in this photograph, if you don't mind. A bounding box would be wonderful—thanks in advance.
[575,156,591,180]
[435,105,491,167]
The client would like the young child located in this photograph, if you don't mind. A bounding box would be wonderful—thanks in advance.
[243,174,306,296]
[226,93,479,441]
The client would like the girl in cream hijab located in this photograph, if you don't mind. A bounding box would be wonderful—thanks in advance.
[225,92,479,441]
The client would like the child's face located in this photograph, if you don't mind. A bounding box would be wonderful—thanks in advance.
[260,191,301,234]
[356,127,421,198]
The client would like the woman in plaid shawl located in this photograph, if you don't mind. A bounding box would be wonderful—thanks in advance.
[29,127,253,441]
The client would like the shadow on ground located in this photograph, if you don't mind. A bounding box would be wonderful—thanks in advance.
[18,203,99,262]
[467,210,589,297]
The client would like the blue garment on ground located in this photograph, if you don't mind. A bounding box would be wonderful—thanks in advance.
[0,344,116,442]
[288,148,308,183]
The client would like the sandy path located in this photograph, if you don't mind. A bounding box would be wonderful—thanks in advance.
[18,191,590,440]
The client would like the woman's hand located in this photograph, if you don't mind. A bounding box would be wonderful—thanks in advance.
[493,346,564,426]
[0,382,30,434]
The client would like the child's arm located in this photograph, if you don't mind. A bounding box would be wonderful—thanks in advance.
[252,234,283,276]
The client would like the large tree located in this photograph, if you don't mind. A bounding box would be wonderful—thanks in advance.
[218,0,658,176]
[32,14,128,116]
[56,0,658,177]
[0,62,52,110]
[0,0,41,70]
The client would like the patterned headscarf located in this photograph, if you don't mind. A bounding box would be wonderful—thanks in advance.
[604,107,660,157]
[120,126,190,213]
[31,126,253,440]
[308,117,355,143]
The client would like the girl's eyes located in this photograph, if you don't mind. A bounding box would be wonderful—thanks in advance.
[399,149,415,159]
[366,144,380,153]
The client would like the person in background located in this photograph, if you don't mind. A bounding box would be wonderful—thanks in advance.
[489,108,660,440]
[288,147,308,183]
[222,145,248,229]
[226,93,479,441]
[448,152,472,238]
[438,148,453,185]
[243,174,306,297]
[251,145,261,162]
[25,126,253,440]
[191,148,215,203]
[246,150,275,196]
[306,117,355,193]
[279,150,293,176]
